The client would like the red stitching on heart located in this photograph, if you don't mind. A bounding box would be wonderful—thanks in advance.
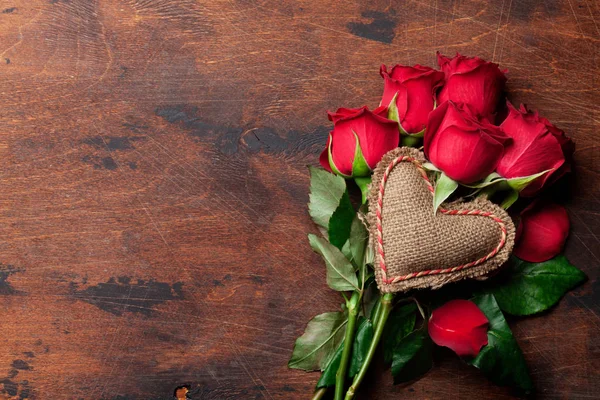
[376,156,508,285]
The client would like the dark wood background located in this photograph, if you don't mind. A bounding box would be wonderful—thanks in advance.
[0,0,598,399]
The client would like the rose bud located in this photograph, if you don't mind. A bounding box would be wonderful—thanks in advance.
[437,52,507,120]
[513,200,570,262]
[424,101,511,184]
[380,64,445,134]
[319,106,399,177]
[428,300,489,357]
[497,103,575,197]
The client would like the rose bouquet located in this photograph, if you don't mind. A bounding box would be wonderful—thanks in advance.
[288,52,585,400]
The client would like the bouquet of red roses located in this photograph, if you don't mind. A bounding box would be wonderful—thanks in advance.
[288,53,585,400]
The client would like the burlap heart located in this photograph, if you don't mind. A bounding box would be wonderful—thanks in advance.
[367,147,515,293]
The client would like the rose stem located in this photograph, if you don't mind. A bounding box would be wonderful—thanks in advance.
[334,291,361,400]
[311,387,328,400]
[344,293,395,400]
[369,296,382,327]
[400,134,421,148]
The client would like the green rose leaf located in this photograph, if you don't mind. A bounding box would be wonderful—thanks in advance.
[328,192,356,250]
[506,169,551,192]
[433,172,458,213]
[468,294,533,393]
[500,189,519,209]
[348,214,368,269]
[308,166,347,229]
[463,172,505,189]
[365,242,374,266]
[349,317,375,376]
[383,303,417,364]
[362,278,380,319]
[489,255,586,316]
[316,317,374,387]
[288,311,348,371]
[391,328,433,384]
[315,339,344,387]
[308,234,359,292]
[422,162,440,172]
[467,170,550,192]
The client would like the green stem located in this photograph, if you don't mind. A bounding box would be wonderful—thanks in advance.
[370,297,382,327]
[354,177,371,205]
[396,296,426,320]
[312,387,328,400]
[335,291,361,400]
[400,134,422,148]
[344,293,395,400]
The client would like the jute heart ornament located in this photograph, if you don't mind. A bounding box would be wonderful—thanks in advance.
[367,147,516,293]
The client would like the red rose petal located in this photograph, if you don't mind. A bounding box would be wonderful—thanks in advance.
[428,299,489,357]
[513,200,570,262]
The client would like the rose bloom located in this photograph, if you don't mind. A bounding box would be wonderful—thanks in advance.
[380,64,445,134]
[424,101,511,184]
[437,52,507,120]
[497,103,574,197]
[428,300,489,357]
[513,200,570,262]
[320,106,399,177]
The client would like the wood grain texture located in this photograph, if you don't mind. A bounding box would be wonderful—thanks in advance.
[0,0,598,399]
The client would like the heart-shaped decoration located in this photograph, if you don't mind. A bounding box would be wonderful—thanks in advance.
[367,147,516,293]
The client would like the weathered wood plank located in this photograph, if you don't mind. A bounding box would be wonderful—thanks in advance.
[0,0,598,398]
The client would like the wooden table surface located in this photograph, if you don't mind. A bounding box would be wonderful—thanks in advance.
[0,1,599,399]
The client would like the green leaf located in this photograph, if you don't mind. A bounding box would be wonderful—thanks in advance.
[422,162,440,172]
[500,189,519,209]
[391,328,433,384]
[341,240,352,262]
[433,172,458,213]
[349,318,375,376]
[362,278,380,318]
[365,242,374,266]
[347,214,368,269]
[315,339,344,387]
[316,317,374,387]
[488,255,586,316]
[468,170,551,195]
[463,172,505,189]
[309,234,359,291]
[354,176,371,205]
[308,166,347,229]
[328,192,356,250]
[288,311,348,371]
[383,303,417,364]
[506,169,551,192]
[351,131,371,177]
[468,294,533,393]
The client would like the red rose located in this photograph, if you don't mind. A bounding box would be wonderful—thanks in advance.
[513,200,570,262]
[497,103,574,197]
[424,101,511,184]
[380,64,445,134]
[437,52,507,120]
[319,106,399,177]
[428,300,489,357]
